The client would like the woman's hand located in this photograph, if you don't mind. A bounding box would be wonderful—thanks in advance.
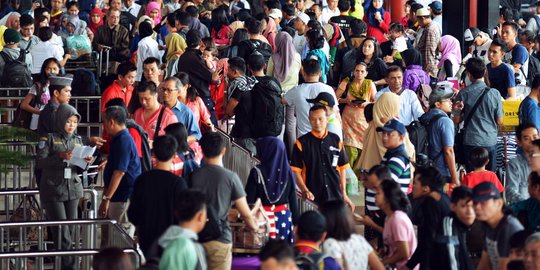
[374,11,382,21]
[84,156,95,164]
[58,151,73,160]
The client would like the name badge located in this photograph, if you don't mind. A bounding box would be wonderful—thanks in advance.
[64,168,71,179]
[332,155,339,167]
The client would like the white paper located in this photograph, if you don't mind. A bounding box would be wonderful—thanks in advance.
[68,146,96,169]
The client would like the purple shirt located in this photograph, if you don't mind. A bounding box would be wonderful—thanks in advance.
[403,65,430,92]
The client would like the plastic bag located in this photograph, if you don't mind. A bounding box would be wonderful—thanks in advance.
[66,35,92,59]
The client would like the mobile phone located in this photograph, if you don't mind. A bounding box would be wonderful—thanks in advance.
[352,99,366,104]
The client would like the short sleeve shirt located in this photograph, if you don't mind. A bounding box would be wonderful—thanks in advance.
[518,96,540,129]
[322,234,373,270]
[133,105,179,140]
[104,129,142,202]
[487,63,516,98]
[484,215,524,270]
[383,210,418,270]
[290,130,349,205]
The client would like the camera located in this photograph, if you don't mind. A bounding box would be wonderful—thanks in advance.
[515,73,521,85]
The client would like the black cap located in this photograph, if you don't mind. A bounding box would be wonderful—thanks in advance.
[297,211,326,239]
[306,92,335,107]
[472,182,502,202]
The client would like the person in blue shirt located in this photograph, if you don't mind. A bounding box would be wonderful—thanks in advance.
[501,21,528,96]
[486,38,516,99]
[519,74,540,130]
[510,171,540,231]
[99,105,142,244]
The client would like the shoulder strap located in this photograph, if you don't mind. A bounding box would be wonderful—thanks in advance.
[462,87,489,129]
[17,49,26,62]
[535,15,540,30]
[411,70,426,85]
[427,114,447,160]
[153,106,166,140]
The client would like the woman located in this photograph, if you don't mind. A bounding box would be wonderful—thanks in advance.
[245,137,299,243]
[220,28,249,59]
[267,32,301,93]
[401,48,429,92]
[320,200,385,270]
[136,21,160,81]
[369,179,417,269]
[306,29,330,83]
[146,1,162,27]
[356,92,416,173]
[164,122,200,178]
[37,104,92,270]
[210,7,231,46]
[176,72,213,131]
[20,58,61,131]
[437,35,462,81]
[262,16,277,52]
[358,36,387,87]
[165,32,187,77]
[363,0,390,44]
[130,16,155,56]
[407,166,451,270]
[88,8,104,36]
[335,62,376,168]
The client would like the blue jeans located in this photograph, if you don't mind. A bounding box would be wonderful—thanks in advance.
[463,144,497,173]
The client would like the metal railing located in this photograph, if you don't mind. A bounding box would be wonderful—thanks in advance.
[0,87,30,97]
[0,219,138,270]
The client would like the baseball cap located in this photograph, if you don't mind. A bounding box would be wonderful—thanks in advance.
[376,119,406,135]
[416,8,430,17]
[463,28,481,42]
[428,1,442,12]
[3,28,20,45]
[268,8,282,20]
[297,211,327,239]
[429,87,455,107]
[297,12,310,25]
[472,182,502,202]
[49,74,74,87]
[306,92,335,107]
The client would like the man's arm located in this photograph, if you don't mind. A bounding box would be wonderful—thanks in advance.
[294,171,314,201]
[224,97,239,118]
[99,170,125,217]
[234,197,257,231]
[443,146,459,184]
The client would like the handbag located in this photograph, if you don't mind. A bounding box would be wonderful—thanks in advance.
[9,195,48,241]
[454,87,489,165]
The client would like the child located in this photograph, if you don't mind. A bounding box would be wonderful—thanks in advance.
[203,46,218,71]
[462,147,505,192]
[382,22,408,66]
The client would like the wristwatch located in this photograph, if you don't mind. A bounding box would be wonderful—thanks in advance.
[102,195,110,201]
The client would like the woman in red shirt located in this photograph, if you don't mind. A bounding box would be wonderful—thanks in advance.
[363,0,390,44]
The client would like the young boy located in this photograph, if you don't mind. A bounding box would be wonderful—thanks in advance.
[361,164,392,249]
[462,147,505,192]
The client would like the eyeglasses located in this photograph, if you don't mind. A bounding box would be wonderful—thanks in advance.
[528,153,540,158]
[162,88,178,93]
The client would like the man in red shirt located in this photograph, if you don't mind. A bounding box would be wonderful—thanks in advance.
[101,62,137,113]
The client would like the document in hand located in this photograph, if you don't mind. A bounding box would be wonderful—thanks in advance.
[69,146,97,169]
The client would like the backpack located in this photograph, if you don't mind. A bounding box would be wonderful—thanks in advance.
[406,114,445,167]
[245,40,273,64]
[295,252,328,270]
[521,54,540,87]
[126,119,152,173]
[0,49,33,88]
[72,68,100,96]
[250,77,284,138]
[179,150,200,178]
[412,71,432,112]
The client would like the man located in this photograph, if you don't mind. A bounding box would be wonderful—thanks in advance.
[236,18,273,65]
[19,14,39,51]
[281,4,297,29]
[0,28,33,83]
[177,30,216,125]
[524,232,540,270]
[92,8,130,62]
[101,62,137,113]
[157,190,208,270]
[428,0,442,33]
[430,186,476,270]
[507,123,539,204]
[328,0,354,42]
[510,171,540,231]
[161,76,202,144]
[418,87,459,185]
[259,240,299,270]
[37,75,72,136]
[190,132,257,270]
[294,211,341,270]
[486,38,517,99]
[175,11,192,40]
[185,6,210,38]
[501,21,529,90]
[306,92,342,140]
[99,105,142,244]
[321,0,339,24]
[473,182,524,270]
[142,57,162,86]
[377,119,412,194]
[375,66,424,125]
[526,1,540,34]
[122,0,141,18]
[519,75,540,129]
[293,12,310,55]
[291,105,354,210]
[283,59,338,138]
[223,57,257,153]
[520,30,536,56]
[415,8,441,79]
[453,57,503,172]
[463,28,493,64]
[127,135,187,256]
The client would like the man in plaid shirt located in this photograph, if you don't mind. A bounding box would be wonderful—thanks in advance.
[416,8,441,78]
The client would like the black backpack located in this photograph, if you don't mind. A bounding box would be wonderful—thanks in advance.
[0,49,32,87]
[250,77,284,138]
[245,40,273,64]
[72,68,100,96]
[295,251,328,270]
[406,114,445,167]
[522,55,540,87]
[126,119,152,173]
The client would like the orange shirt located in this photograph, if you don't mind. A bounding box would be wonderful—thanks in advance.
[133,105,179,140]
[462,170,505,192]
[100,81,134,113]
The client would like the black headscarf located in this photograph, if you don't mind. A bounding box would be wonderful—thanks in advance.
[139,21,154,39]
[401,48,422,67]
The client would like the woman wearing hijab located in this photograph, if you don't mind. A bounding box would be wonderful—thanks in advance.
[146,1,162,27]
[267,32,301,156]
[245,137,299,243]
[363,0,390,44]
[88,8,104,36]
[437,35,462,81]
[356,92,416,172]
[262,16,277,52]
[402,48,430,92]
[136,21,160,81]
[165,32,187,77]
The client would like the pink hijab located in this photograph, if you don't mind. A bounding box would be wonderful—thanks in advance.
[437,35,462,68]
[263,18,277,52]
[272,32,297,83]
[146,2,162,26]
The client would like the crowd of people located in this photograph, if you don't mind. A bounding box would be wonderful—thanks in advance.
[3,0,540,269]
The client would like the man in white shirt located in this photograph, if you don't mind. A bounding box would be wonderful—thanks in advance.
[463,28,492,64]
[526,1,540,34]
[321,0,339,24]
[122,0,141,18]
[293,12,310,55]
[375,65,424,125]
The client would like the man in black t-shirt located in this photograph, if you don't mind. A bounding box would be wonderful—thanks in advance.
[328,0,354,44]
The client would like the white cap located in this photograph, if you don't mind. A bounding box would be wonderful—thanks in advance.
[297,12,310,25]
[269,8,282,19]
[416,8,430,17]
